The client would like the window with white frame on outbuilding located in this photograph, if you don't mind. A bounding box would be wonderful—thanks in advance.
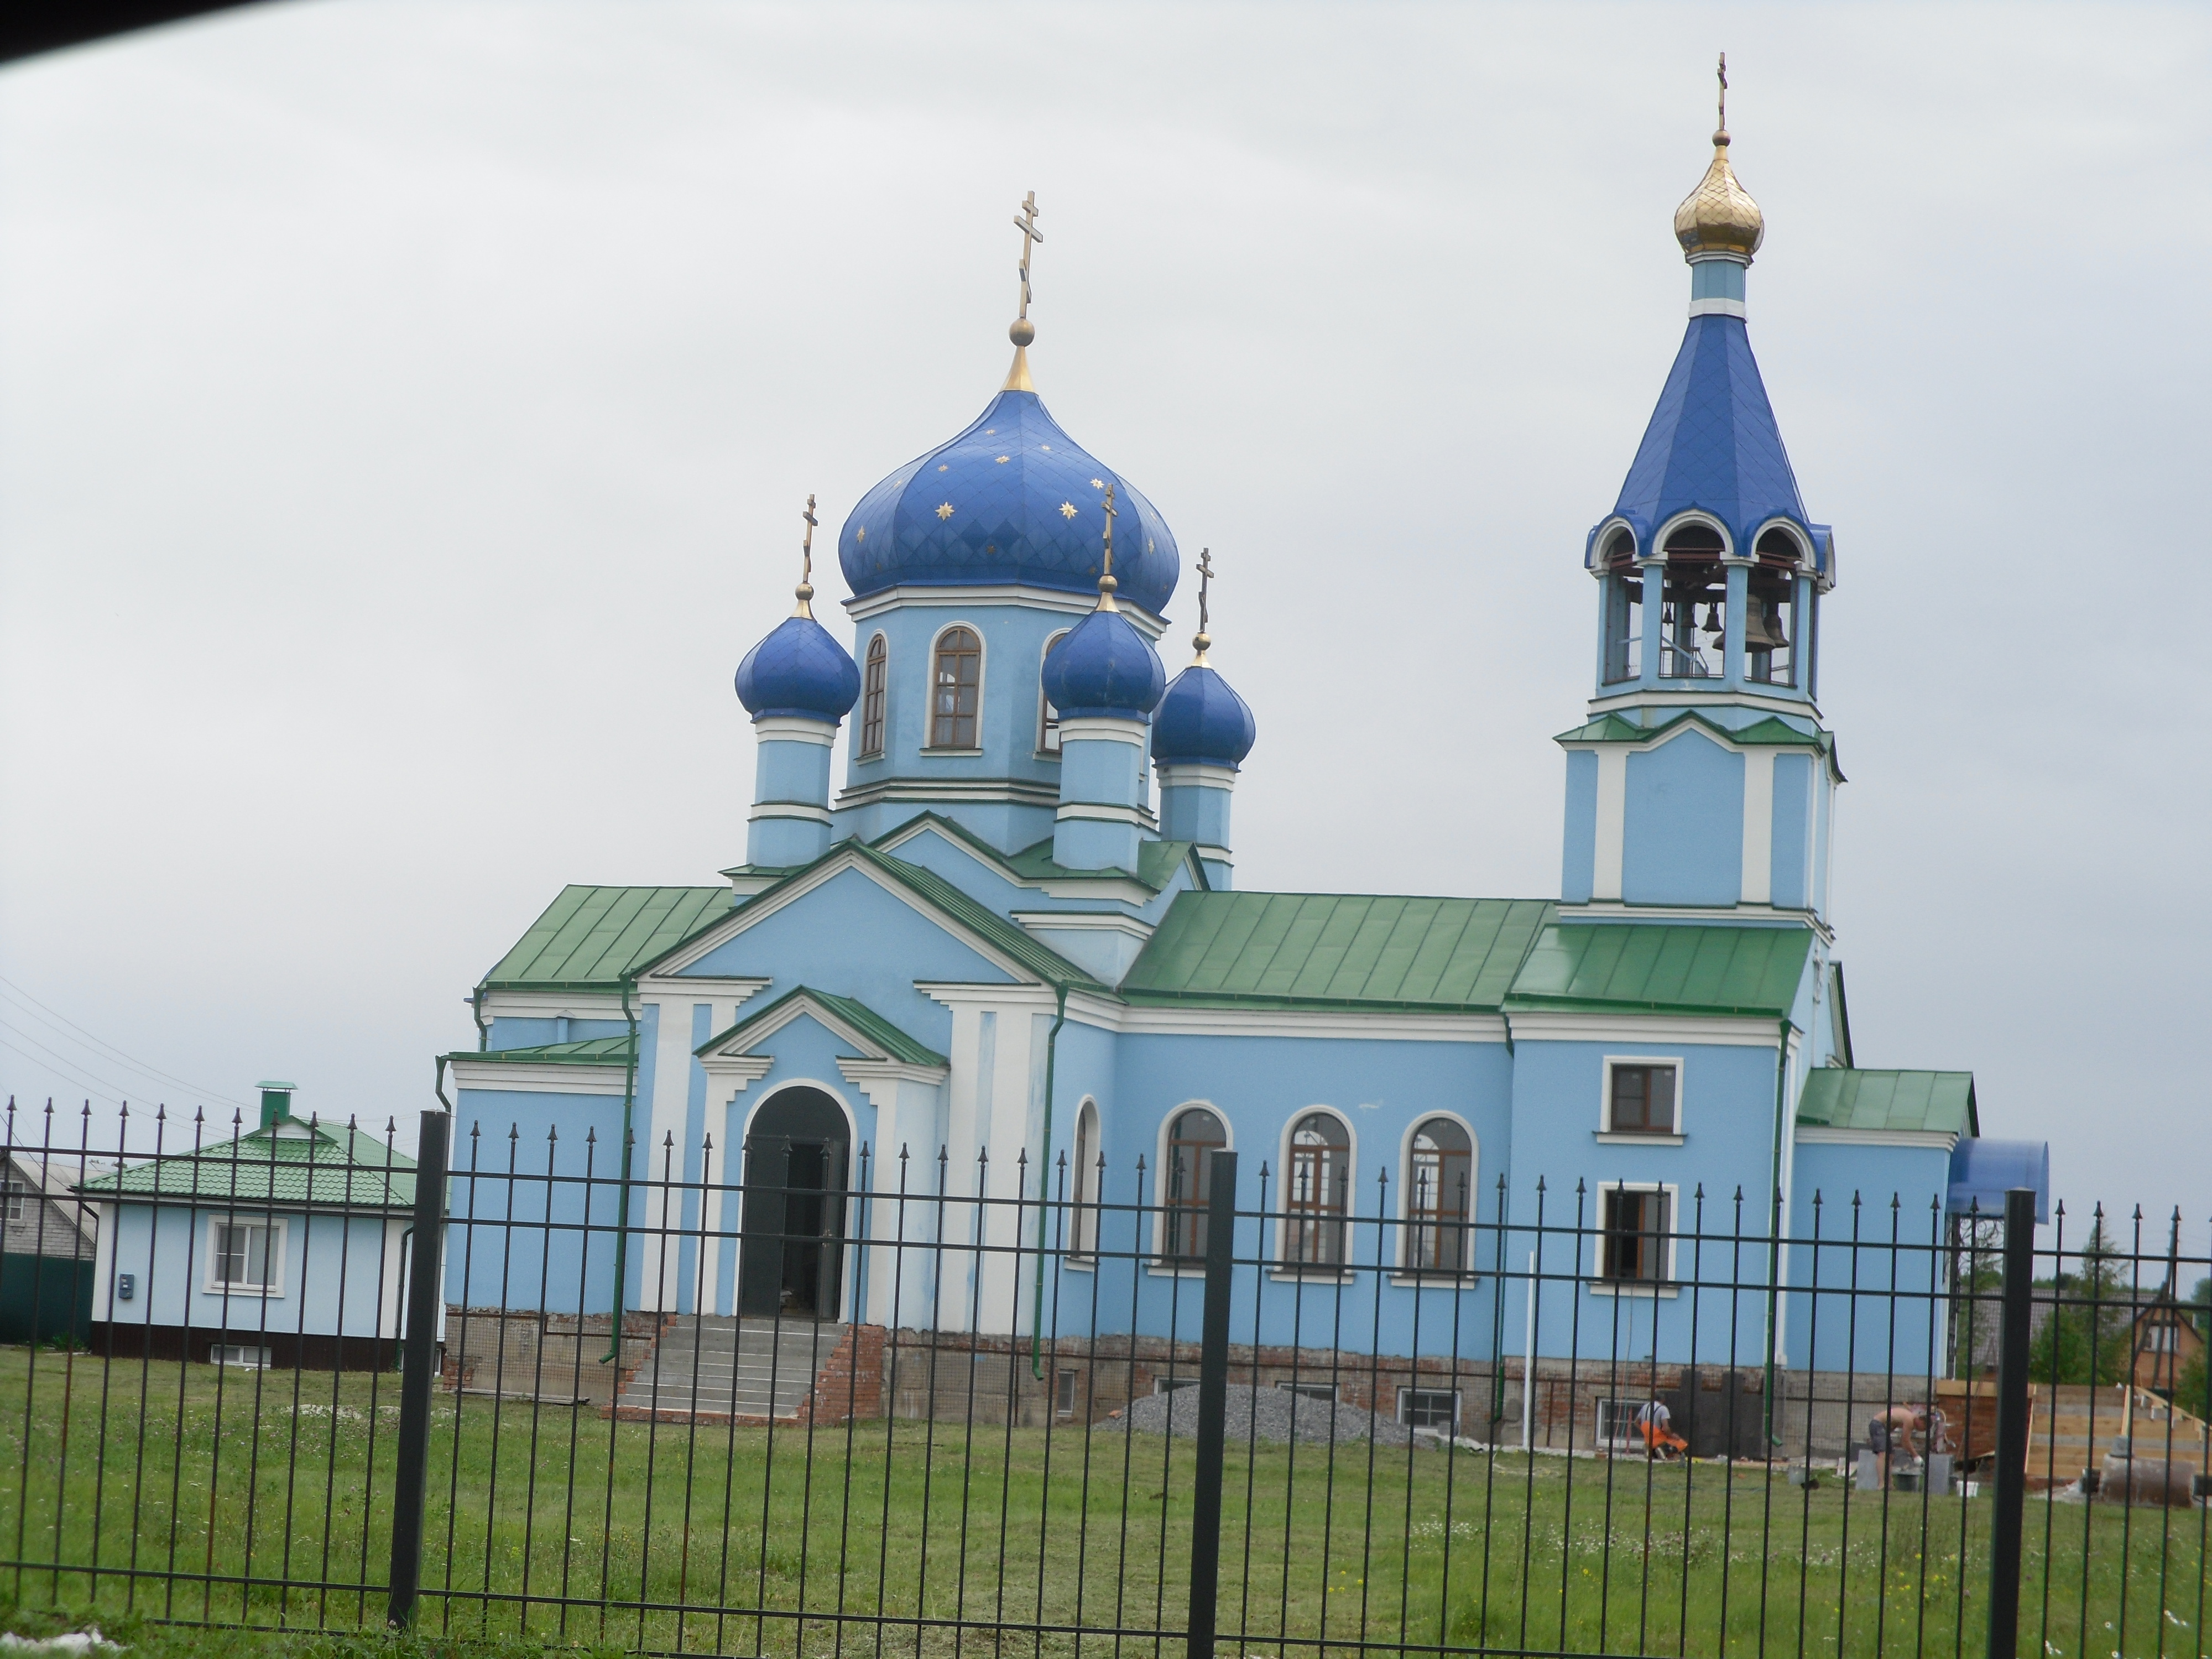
[207,1215,284,1294]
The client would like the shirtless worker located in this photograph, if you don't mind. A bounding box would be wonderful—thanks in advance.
[1867,1402,1932,1487]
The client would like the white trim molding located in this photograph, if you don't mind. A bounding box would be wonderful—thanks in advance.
[1794,1127,1960,1151]
[844,583,1166,638]
[1507,1012,1783,1047]
[1057,717,1148,747]
[449,1061,631,1095]
[752,717,837,745]
[748,801,833,824]
[1155,762,1239,790]
[1687,296,1746,319]
[1054,802,1148,826]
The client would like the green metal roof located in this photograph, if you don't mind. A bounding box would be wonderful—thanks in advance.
[481,885,733,992]
[1003,835,1202,893]
[446,1036,637,1066]
[1553,709,1842,780]
[1798,1069,1977,1137]
[79,1119,416,1210]
[1504,924,1813,1018]
[696,987,948,1068]
[1120,893,1555,1012]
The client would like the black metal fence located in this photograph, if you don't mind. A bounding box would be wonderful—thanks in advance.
[0,1098,2205,1657]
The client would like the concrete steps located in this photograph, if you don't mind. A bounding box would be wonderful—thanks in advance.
[615,1316,844,1422]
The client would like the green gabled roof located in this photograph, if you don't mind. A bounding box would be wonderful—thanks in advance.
[446,1036,637,1066]
[1553,708,1840,774]
[79,1119,416,1210]
[1004,836,1202,893]
[1120,893,1555,1012]
[696,986,947,1068]
[635,839,1106,993]
[481,885,733,992]
[1504,923,1813,1018]
[1798,1069,1977,1137]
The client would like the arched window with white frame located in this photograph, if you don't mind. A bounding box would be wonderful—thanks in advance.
[1658,520,1726,680]
[859,633,888,758]
[1404,1117,1475,1274]
[1283,1110,1351,1268]
[1162,1106,1226,1263]
[1069,1097,1100,1259]
[1746,528,1802,688]
[1599,528,1642,685]
[928,625,983,749]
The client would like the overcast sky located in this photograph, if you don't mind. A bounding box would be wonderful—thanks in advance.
[0,2,2204,1229]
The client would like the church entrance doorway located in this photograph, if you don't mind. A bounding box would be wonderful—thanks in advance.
[737,1087,849,1321]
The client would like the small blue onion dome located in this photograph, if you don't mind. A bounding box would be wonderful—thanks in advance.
[1152,664,1256,768]
[1041,607,1165,721]
[735,614,860,724]
[838,389,1180,619]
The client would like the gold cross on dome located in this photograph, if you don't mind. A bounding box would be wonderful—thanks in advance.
[1013,190,1044,321]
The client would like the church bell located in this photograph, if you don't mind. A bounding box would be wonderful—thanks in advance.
[1742,598,1790,653]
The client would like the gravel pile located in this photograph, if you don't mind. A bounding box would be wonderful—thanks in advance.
[1104,1383,1412,1446]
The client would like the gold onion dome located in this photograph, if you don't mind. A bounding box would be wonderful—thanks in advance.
[1673,126,1764,262]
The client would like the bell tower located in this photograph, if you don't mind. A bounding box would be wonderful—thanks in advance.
[1559,66,1842,924]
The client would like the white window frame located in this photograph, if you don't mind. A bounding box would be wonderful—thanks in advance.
[1396,1113,1479,1276]
[1599,1056,1685,1142]
[2,1175,24,1223]
[1067,1097,1100,1265]
[922,621,986,753]
[1151,1102,1230,1275]
[1397,1386,1462,1431]
[1594,1395,1652,1450]
[1055,1368,1079,1416]
[204,1214,288,1297]
[1273,1107,1356,1280]
[1592,1182,1679,1295]
[1037,629,1070,755]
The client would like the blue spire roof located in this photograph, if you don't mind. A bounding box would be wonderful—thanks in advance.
[1041,605,1165,721]
[734,614,860,724]
[1597,314,1828,573]
[1152,664,1256,768]
[837,389,1180,619]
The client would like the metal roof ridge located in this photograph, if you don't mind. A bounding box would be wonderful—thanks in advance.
[693,983,950,1068]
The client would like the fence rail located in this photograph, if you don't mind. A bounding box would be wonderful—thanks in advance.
[0,1099,2205,1657]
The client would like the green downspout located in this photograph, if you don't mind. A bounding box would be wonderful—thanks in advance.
[1030,982,1068,1381]
[469,987,488,1052]
[1762,1016,1794,1446]
[602,978,642,1366]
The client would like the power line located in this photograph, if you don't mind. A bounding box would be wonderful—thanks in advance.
[0,975,251,1107]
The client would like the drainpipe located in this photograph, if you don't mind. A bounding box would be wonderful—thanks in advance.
[469,987,488,1052]
[602,978,642,1366]
[1762,1016,1794,1446]
[1029,981,1069,1381]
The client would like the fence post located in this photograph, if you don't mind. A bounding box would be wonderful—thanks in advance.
[1185,1148,1237,1659]
[1986,1185,2035,1659]
[387,1109,451,1630]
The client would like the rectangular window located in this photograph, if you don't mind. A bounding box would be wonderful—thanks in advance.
[1399,1387,1460,1431]
[2,1177,23,1223]
[1276,1380,1336,1403]
[2145,1324,2178,1354]
[1056,1368,1079,1416]
[1599,1188,1672,1285]
[1608,1064,1678,1134]
[1594,1396,1647,1449]
[1153,1375,1199,1395]
[209,1343,272,1368]
[208,1218,283,1293]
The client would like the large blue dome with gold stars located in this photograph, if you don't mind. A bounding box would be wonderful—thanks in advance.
[837,388,1180,620]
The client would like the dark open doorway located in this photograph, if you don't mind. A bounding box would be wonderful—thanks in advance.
[737,1088,849,1321]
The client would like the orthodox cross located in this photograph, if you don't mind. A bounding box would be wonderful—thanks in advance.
[795,492,818,616]
[1013,191,1044,321]
[1097,483,1120,610]
[1196,547,1214,634]
[1717,52,1728,132]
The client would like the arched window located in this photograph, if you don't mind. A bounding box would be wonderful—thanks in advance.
[1038,629,1069,754]
[1658,523,1725,680]
[1405,1118,1474,1274]
[1162,1107,1225,1262]
[1284,1111,1350,1267]
[859,634,888,758]
[1070,1098,1100,1259]
[1746,529,1801,688]
[1599,529,1642,684]
[928,627,982,749]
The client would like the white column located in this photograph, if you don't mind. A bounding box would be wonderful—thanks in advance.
[1592,748,1628,900]
[1740,747,1776,905]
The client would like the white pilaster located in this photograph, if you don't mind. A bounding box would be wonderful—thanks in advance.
[1592,748,1628,900]
[1740,747,1776,905]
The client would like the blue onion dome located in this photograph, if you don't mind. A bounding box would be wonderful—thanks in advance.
[735,613,860,724]
[1152,664,1256,768]
[1041,603,1165,721]
[837,388,1180,620]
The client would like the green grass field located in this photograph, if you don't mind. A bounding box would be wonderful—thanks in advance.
[0,1350,2203,1658]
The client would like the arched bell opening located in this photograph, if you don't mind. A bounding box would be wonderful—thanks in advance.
[1598,528,1643,685]
[1746,528,1806,688]
[1658,523,1726,680]
[737,1086,852,1321]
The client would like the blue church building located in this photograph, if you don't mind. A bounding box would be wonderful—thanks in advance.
[444,117,2042,1395]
